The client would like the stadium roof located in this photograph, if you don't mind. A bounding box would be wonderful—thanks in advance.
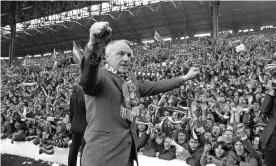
[1,1,105,27]
[1,0,276,58]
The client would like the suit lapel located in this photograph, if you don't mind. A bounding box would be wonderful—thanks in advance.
[108,71,124,94]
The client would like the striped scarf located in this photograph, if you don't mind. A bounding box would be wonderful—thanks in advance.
[104,64,140,122]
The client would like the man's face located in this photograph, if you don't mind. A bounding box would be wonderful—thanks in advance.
[234,141,245,156]
[233,96,239,104]
[212,126,221,137]
[204,132,212,141]
[105,41,133,74]
[206,119,213,129]
[253,103,260,112]
[178,132,186,143]
[138,124,146,132]
[223,131,233,144]
[239,97,246,105]
[164,138,172,150]
[189,139,199,151]
[215,145,225,157]
[236,127,243,137]
[155,137,163,144]
[14,121,20,129]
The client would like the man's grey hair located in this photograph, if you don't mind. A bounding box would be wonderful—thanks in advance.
[105,39,132,55]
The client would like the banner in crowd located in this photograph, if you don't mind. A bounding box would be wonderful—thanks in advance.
[236,44,245,52]
[228,39,241,46]
[52,48,59,72]
[52,48,57,59]
[154,31,165,43]
[72,41,82,65]
[21,82,37,86]
[22,59,37,66]
[175,52,193,59]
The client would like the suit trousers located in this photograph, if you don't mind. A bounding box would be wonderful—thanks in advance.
[265,127,276,166]
[265,149,276,166]
[127,141,136,166]
[68,132,86,166]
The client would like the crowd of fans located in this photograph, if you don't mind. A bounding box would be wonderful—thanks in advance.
[1,28,276,166]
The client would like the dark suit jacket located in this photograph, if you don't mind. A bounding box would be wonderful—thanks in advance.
[79,46,184,166]
[260,94,276,150]
[69,90,87,133]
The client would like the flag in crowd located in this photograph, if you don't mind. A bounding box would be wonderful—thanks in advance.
[236,43,245,52]
[52,48,58,72]
[154,31,165,43]
[52,48,57,60]
[72,41,82,65]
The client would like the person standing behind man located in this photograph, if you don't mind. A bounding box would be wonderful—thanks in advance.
[68,85,87,166]
[79,21,200,166]
[260,79,276,166]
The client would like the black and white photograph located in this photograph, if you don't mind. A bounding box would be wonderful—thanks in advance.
[1,0,276,166]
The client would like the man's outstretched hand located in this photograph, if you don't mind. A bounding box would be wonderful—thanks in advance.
[182,67,200,81]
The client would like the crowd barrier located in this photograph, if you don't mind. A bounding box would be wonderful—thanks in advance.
[0,139,191,166]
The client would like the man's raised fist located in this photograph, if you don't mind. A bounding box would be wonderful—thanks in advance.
[88,22,112,48]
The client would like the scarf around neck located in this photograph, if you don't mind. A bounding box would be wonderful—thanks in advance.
[104,64,140,122]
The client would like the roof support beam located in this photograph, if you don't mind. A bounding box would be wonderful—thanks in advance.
[160,3,172,35]
[254,1,261,30]
[1,40,10,45]
[13,37,88,51]
[1,35,10,40]
[126,16,140,38]
[198,2,212,32]
[129,8,153,35]
[24,29,53,50]
[179,2,194,36]
[141,10,155,35]
[2,33,28,47]
[61,23,78,35]
[106,14,130,40]
[48,25,72,46]
[32,28,64,50]
[75,20,89,34]
[16,34,48,52]
[229,2,238,32]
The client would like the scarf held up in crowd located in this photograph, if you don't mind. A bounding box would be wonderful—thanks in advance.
[104,64,141,122]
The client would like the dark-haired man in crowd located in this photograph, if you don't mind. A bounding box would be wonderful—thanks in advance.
[68,85,87,166]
